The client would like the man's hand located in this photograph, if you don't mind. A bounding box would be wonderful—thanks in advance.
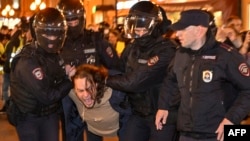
[65,64,76,80]
[155,109,169,130]
[215,118,233,141]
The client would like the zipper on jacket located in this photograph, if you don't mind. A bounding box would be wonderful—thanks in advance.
[189,55,195,128]
[189,55,195,93]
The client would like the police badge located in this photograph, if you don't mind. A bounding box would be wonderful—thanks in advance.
[202,70,213,83]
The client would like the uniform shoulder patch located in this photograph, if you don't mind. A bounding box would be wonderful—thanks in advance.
[220,43,234,52]
[238,63,250,77]
[32,68,44,80]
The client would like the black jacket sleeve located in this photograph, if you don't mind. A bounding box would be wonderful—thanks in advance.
[106,40,176,93]
[224,51,250,124]
[158,58,180,110]
[95,37,120,69]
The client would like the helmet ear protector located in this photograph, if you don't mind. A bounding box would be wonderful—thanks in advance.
[33,8,68,53]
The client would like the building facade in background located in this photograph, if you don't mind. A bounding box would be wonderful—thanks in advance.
[0,0,250,31]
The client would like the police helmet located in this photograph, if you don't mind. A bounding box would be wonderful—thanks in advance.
[33,8,67,53]
[124,1,163,39]
[57,0,86,39]
[203,10,217,36]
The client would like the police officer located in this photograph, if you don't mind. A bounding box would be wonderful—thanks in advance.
[105,1,178,141]
[57,0,119,141]
[9,8,74,141]
[155,9,250,141]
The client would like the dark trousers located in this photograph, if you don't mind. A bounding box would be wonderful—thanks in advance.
[86,130,103,141]
[16,113,59,141]
[179,135,217,141]
[122,114,177,141]
[61,95,103,141]
[2,72,10,101]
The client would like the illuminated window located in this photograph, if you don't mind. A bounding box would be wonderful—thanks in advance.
[13,0,20,9]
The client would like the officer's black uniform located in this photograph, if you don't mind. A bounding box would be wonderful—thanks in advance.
[61,29,118,68]
[8,8,72,141]
[158,26,250,139]
[107,36,177,141]
[106,2,178,141]
[9,42,73,141]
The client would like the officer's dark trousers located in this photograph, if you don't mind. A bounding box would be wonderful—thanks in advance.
[61,95,102,141]
[2,72,10,102]
[86,130,103,141]
[122,114,177,141]
[179,135,217,141]
[16,112,59,141]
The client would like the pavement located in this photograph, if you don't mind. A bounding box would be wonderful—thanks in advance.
[0,113,19,141]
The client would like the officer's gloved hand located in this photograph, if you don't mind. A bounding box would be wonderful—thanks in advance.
[65,64,76,80]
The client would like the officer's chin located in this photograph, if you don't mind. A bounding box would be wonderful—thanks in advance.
[48,44,54,48]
